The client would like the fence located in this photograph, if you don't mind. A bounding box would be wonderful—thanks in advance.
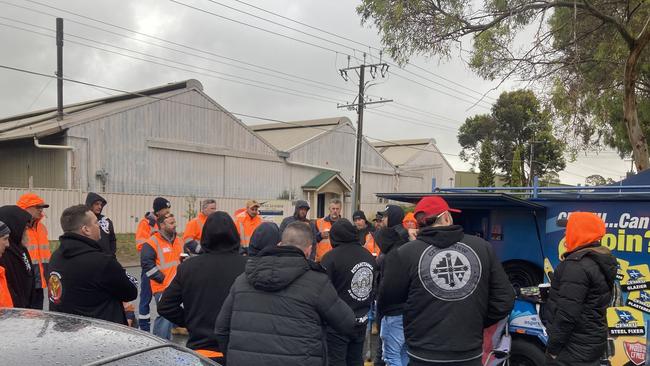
[0,187,293,240]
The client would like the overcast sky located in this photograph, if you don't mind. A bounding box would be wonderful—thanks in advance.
[0,0,632,185]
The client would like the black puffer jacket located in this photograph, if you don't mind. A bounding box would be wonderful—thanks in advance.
[85,192,117,255]
[387,225,515,363]
[0,205,34,308]
[543,245,617,362]
[215,245,355,366]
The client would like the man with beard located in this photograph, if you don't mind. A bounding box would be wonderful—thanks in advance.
[85,192,117,255]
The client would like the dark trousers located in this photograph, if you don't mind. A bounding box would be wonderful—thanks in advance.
[546,354,599,366]
[409,357,482,366]
[327,324,367,366]
[30,288,44,310]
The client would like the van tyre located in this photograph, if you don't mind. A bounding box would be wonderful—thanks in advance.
[509,337,545,366]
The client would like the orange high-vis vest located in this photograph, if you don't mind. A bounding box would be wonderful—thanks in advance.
[136,217,158,252]
[315,218,333,262]
[24,221,50,288]
[195,350,224,359]
[0,266,13,308]
[143,232,182,294]
[363,233,381,257]
[183,213,208,247]
[235,212,262,248]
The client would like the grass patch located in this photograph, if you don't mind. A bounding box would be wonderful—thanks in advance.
[49,233,139,266]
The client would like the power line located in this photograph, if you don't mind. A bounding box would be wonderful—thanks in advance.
[203,0,498,104]
[3,0,479,127]
[0,1,359,95]
[0,63,591,180]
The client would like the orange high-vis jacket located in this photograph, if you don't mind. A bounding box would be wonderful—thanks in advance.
[182,213,208,246]
[143,232,182,294]
[24,220,50,289]
[363,233,381,257]
[235,212,262,248]
[135,215,158,252]
[0,266,13,308]
[314,218,334,262]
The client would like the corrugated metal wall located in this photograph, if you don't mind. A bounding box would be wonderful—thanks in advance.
[0,136,68,189]
[0,187,292,240]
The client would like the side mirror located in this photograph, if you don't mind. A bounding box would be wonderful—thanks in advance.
[556,218,568,228]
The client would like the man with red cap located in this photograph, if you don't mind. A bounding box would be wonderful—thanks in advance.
[16,193,50,309]
[382,196,514,366]
[543,212,617,366]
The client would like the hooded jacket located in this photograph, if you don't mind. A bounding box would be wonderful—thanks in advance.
[352,210,375,246]
[321,219,378,320]
[385,225,515,363]
[158,211,246,353]
[247,222,281,256]
[215,245,355,366]
[85,192,117,255]
[0,205,35,308]
[543,244,617,362]
[279,200,318,239]
[375,225,410,317]
[48,232,138,324]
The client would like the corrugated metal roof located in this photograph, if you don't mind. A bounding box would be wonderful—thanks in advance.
[250,117,349,151]
[0,79,202,141]
[372,138,435,166]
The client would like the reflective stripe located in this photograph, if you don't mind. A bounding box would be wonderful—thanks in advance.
[146,267,161,277]
[136,239,147,244]
[184,237,194,244]
[196,350,223,358]
[31,258,50,264]
[151,237,180,270]
[195,243,202,254]
[138,314,151,320]
[238,222,249,241]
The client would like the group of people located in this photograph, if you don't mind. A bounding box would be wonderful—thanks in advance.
[0,192,618,366]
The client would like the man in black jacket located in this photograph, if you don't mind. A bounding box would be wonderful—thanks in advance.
[321,218,378,366]
[0,205,35,308]
[384,196,514,365]
[158,212,246,364]
[48,205,138,325]
[215,221,355,366]
[543,212,617,366]
[375,205,410,366]
[85,192,117,255]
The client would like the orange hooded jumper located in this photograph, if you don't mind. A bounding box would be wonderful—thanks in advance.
[564,212,606,255]
[17,193,50,289]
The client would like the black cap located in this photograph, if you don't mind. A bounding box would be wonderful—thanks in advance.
[374,211,384,221]
[153,197,171,213]
[383,205,405,228]
[352,210,367,221]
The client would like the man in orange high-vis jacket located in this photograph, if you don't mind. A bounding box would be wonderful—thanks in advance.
[141,212,182,340]
[136,197,171,332]
[314,198,342,262]
[234,200,262,252]
[0,221,13,308]
[16,193,50,310]
[182,199,217,255]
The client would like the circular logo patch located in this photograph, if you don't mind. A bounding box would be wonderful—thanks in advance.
[349,262,374,301]
[418,242,481,301]
[48,272,63,305]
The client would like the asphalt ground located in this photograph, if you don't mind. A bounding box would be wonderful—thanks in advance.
[124,264,381,365]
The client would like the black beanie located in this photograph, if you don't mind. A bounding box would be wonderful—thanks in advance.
[352,210,367,222]
[0,220,9,237]
[384,205,405,228]
[153,197,171,213]
[330,218,359,246]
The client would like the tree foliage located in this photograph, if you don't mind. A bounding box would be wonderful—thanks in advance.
[458,90,566,184]
[510,146,525,187]
[358,0,650,170]
[585,174,615,186]
[478,139,496,186]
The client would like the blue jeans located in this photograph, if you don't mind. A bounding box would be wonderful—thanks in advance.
[153,293,174,340]
[381,315,409,366]
[138,271,152,331]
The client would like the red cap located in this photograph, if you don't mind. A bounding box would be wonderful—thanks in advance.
[414,196,460,218]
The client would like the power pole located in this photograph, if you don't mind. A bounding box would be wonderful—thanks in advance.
[56,17,64,121]
[338,55,392,211]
